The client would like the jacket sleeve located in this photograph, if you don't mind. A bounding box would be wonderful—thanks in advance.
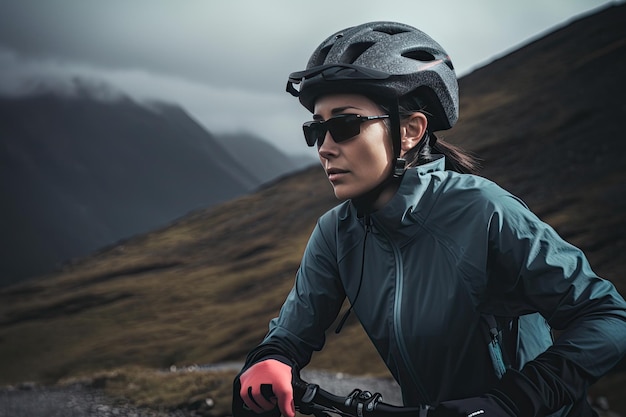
[485,192,626,416]
[242,216,346,370]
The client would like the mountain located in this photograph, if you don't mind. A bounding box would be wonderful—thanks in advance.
[1,3,625,414]
[0,90,294,286]
[214,132,316,184]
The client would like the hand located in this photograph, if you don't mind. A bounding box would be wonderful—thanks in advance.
[428,395,515,417]
[239,359,295,417]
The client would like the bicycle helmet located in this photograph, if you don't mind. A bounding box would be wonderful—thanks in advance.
[286,21,458,132]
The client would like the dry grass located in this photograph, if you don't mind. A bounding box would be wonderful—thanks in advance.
[61,366,239,417]
[0,166,385,415]
[0,166,349,386]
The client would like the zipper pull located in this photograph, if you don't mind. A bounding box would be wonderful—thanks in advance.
[364,214,372,233]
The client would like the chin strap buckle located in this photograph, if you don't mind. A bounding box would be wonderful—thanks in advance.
[393,158,407,178]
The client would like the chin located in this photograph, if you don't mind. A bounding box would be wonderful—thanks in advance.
[332,186,360,201]
[332,187,348,200]
[333,190,346,200]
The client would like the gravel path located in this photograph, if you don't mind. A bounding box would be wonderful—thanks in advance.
[0,368,401,417]
[0,383,186,417]
[0,369,619,417]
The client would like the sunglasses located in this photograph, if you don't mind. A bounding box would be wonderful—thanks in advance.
[302,114,390,147]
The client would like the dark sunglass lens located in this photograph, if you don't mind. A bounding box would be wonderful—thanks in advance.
[328,115,360,143]
[303,122,324,147]
[302,114,369,147]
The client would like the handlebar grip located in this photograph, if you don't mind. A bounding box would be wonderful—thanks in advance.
[293,374,430,417]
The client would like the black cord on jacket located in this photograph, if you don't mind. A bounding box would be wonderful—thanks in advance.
[335,214,371,334]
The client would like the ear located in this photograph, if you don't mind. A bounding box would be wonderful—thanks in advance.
[400,112,428,157]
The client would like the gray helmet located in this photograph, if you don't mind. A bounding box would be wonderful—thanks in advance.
[286,21,458,131]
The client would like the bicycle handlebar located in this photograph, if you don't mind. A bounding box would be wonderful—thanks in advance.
[292,374,430,417]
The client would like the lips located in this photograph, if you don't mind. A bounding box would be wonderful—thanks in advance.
[326,168,349,182]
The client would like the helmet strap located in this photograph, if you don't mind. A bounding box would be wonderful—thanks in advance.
[388,97,406,178]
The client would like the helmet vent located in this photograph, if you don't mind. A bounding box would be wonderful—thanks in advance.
[373,27,411,36]
[343,42,376,64]
[402,49,436,62]
[315,45,332,65]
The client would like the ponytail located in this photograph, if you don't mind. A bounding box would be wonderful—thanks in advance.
[379,95,480,175]
[404,130,480,174]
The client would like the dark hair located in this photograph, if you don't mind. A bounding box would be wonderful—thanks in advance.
[380,95,480,174]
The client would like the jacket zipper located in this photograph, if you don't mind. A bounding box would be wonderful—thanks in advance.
[376,221,432,405]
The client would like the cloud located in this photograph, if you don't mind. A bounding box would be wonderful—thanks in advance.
[0,0,621,157]
[0,46,311,155]
[0,48,122,101]
[101,65,312,154]
[2,0,618,87]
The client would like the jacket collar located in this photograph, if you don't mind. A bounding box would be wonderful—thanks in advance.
[369,155,446,240]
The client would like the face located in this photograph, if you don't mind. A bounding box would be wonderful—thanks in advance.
[313,94,394,200]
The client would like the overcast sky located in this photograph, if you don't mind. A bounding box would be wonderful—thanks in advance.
[0,0,622,156]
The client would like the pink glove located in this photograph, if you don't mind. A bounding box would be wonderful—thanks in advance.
[239,359,295,417]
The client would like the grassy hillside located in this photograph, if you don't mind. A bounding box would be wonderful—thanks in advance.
[0,166,345,381]
[0,165,389,416]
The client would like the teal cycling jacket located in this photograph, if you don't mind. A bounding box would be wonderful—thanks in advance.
[252,155,626,414]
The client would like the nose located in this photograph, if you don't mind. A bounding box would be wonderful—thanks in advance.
[317,131,338,159]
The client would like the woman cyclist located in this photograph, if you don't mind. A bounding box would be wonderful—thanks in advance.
[232,22,626,417]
